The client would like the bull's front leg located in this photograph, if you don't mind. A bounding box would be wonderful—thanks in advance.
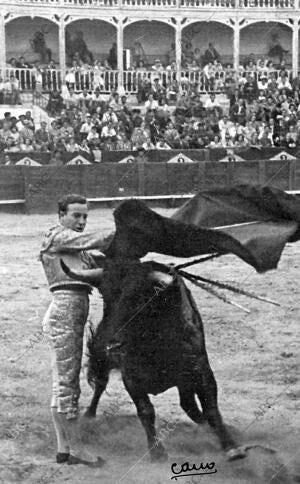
[123,376,168,462]
[195,359,246,461]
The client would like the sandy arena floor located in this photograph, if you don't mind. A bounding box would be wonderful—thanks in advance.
[0,207,299,484]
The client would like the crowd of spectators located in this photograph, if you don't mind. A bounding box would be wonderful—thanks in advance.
[0,58,299,163]
[5,39,290,95]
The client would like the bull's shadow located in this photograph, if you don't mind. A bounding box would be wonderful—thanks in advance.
[61,257,246,462]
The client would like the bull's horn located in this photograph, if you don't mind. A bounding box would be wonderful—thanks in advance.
[148,270,174,286]
[60,259,104,286]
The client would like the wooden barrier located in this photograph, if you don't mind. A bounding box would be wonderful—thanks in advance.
[0,160,299,214]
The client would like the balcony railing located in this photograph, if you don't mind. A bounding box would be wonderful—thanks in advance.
[10,0,297,7]
[1,67,292,95]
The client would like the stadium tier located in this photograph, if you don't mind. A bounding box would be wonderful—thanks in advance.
[1,0,300,159]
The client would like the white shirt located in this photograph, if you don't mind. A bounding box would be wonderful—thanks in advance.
[204,97,220,109]
[101,126,116,138]
[145,99,159,110]
[80,122,94,134]
[102,111,118,125]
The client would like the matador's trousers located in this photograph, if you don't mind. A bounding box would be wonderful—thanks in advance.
[42,290,89,419]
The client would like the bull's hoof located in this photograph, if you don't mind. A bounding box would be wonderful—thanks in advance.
[150,443,168,463]
[84,409,96,419]
[226,446,247,461]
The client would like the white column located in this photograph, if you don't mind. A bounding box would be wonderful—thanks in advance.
[59,17,66,82]
[0,15,6,74]
[117,22,124,91]
[292,22,299,79]
[233,24,240,72]
[175,22,182,72]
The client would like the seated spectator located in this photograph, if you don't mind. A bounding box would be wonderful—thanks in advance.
[49,120,60,140]
[60,120,74,140]
[231,98,247,125]
[9,75,21,104]
[78,89,92,110]
[24,111,35,131]
[151,77,165,103]
[155,137,171,149]
[115,128,132,150]
[5,136,20,153]
[208,134,223,148]
[259,126,273,146]
[101,121,117,140]
[108,92,122,112]
[64,86,79,109]
[142,139,155,150]
[19,119,35,143]
[248,131,261,147]
[80,114,94,138]
[90,88,105,111]
[102,106,118,126]
[131,126,149,149]
[47,91,64,116]
[3,77,13,103]
[285,124,298,148]
[87,126,100,145]
[151,59,164,72]
[243,74,258,102]
[219,115,232,137]
[222,132,235,148]
[204,93,220,111]
[166,60,177,72]
[234,133,249,148]
[136,59,146,71]
[9,126,21,144]
[166,79,179,103]
[79,138,92,155]
[34,121,50,151]
[257,76,269,92]
[145,93,159,111]
[65,136,80,153]
[20,138,35,153]
[202,42,221,66]
[277,73,292,92]
[32,66,43,95]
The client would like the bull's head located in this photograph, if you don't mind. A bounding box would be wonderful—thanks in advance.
[60,259,104,287]
[60,259,175,289]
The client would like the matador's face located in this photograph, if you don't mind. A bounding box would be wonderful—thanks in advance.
[60,203,88,232]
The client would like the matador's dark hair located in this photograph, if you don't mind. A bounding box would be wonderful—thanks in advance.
[58,194,87,215]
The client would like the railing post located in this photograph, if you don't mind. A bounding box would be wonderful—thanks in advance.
[117,21,124,92]
[233,22,240,72]
[0,14,6,75]
[59,16,66,84]
[175,20,182,72]
[292,20,299,79]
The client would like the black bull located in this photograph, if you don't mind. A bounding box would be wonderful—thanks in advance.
[61,257,246,462]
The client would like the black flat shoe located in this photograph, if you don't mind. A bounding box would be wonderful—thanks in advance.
[56,452,70,463]
[67,455,106,467]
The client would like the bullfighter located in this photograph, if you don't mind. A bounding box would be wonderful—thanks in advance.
[40,193,110,466]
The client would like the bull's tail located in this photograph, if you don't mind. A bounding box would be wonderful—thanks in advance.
[86,325,105,389]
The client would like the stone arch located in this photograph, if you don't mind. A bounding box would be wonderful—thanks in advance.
[65,19,117,66]
[181,21,234,67]
[5,16,59,65]
[240,21,292,67]
[124,20,176,68]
